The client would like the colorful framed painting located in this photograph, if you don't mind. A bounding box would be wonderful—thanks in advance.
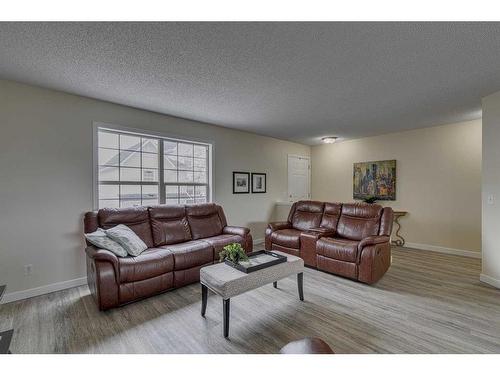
[353,160,396,200]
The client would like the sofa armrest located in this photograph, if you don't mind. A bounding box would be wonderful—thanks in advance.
[358,235,390,251]
[357,236,390,265]
[85,245,120,279]
[268,221,292,231]
[223,225,250,237]
[222,226,253,253]
[85,245,119,264]
[306,227,336,237]
[357,242,391,284]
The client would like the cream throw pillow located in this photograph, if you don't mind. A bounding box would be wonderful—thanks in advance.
[105,224,148,256]
[84,228,128,257]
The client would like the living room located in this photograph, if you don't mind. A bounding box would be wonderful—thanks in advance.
[1,1,499,373]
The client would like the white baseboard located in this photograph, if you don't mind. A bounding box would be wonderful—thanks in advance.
[403,242,481,259]
[480,273,500,289]
[253,238,264,245]
[1,277,88,304]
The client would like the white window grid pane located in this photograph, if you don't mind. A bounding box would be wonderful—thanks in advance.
[99,199,120,208]
[142,138,158,154]
[99,148,119,166]
[98,129,209,208]
[163,184,208,205]
[162,140,209,203]
[98,131,119,149]
[120,134,141,151]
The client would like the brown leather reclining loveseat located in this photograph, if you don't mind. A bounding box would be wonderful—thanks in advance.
[265,201,393,284]
[84,203,252,310]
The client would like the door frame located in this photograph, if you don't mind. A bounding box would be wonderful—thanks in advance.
[287,154,311,202]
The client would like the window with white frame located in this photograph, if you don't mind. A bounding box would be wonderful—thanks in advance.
[96,127,211,208]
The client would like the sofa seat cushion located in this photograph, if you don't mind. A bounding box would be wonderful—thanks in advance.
[164,240,214,271]
[316,238,360,262]
[270,243,300,257]
[270,229,302,249]
[118,247,174,283]
[201,234,244,259]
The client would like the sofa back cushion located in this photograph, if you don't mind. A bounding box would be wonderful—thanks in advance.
[291,201,325,231]
[336,203,383,240]
[98,206,154,248]
[186,203,225,239]
[320,202,342,231]
[149,205,192,246]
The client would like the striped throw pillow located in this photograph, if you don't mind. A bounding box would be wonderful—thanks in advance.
[84,228,128,257]
[105,224,148,256]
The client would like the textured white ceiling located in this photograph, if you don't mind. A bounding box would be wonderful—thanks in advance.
[0,22,497,144]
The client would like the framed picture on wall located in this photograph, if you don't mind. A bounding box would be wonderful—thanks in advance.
[251,173,267,193]
[353,159,396,200]
[233,172,250,194]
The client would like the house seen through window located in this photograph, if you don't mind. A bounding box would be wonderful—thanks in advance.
[97,128,210,208]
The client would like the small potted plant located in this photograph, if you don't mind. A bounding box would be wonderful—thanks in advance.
[219,243,249,265]
[363,196,377,204]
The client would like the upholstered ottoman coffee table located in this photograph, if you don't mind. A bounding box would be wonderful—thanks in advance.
[200,251,305,338]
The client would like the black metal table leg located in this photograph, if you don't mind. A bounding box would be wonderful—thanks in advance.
[201,284,208,317]
[223,298,230,338]
[273,281,277,288]
[297,272,304,301]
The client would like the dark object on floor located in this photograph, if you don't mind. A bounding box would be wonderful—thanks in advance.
[84,203,253,310]
[0,285,14,354]
[0,329,14,354]
[280,337,334,354]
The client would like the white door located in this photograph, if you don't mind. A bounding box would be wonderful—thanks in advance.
[287,155,311,202]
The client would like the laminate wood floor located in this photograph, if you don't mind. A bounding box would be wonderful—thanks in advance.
[1,246,499,354]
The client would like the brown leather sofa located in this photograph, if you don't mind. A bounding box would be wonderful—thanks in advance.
[84,203,253,310]
[265,201,393,284]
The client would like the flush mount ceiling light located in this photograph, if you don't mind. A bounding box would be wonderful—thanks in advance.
[321,136,338,144]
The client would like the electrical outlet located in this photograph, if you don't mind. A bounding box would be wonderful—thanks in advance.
[24,264,33,276]
[488,194,495,205]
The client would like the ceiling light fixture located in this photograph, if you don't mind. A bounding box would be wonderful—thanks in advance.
[321,136,338,144]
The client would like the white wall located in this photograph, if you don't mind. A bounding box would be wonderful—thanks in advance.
[311,120,482,256]
[481,90,500,288]
[0,79,310,298]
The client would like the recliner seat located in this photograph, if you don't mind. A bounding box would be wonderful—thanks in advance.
[266,201,393,284]
[265,201,325,256]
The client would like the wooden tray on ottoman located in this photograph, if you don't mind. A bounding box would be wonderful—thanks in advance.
[224,250,287,273]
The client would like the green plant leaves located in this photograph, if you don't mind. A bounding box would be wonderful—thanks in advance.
[219,243,248,264]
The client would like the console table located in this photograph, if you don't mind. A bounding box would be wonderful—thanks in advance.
[391,211,408,246]
[0,285,13,354]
